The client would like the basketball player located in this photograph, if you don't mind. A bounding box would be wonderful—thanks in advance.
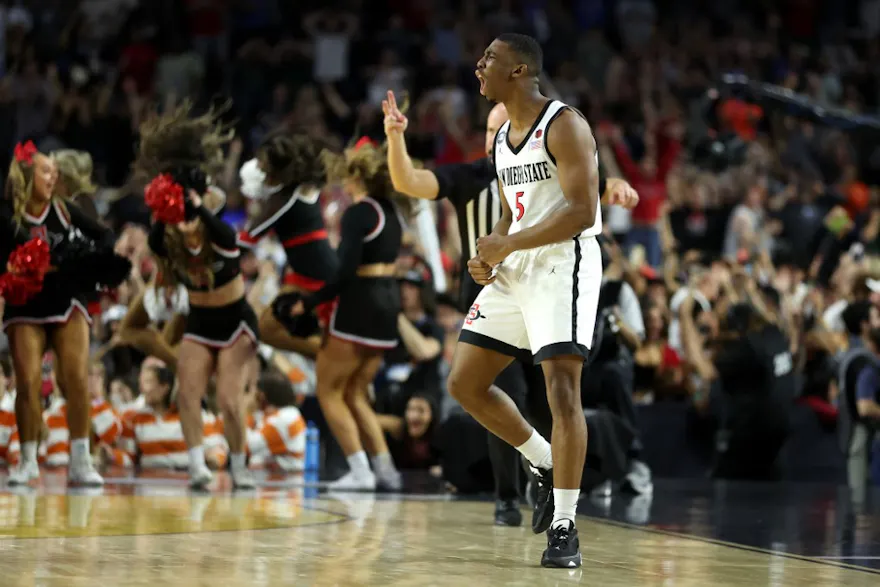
[448,34,615,568]
[383,93,638,526]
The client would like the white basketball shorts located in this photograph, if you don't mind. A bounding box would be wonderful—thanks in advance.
[460,236,602,364]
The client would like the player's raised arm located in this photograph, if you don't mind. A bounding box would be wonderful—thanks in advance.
[383,91,441,200]
[506,109,599,252]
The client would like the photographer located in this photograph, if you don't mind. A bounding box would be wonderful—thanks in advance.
[583,237,650,495]
[680,294,794,480]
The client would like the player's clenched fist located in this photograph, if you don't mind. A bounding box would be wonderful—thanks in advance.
[467,256,495,286]
[604,177,639,209]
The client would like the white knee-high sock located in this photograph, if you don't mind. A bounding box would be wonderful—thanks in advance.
[516,429,553,470]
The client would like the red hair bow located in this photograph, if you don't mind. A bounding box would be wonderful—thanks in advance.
[353,136,377,151]
[13,141,37,165]
[144,174,185,224]
[0,237,52,305]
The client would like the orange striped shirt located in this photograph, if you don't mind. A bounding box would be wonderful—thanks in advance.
[113,407,229,469]
[0,391,17,465]
[247,406,306,472]
[42,397,122,467]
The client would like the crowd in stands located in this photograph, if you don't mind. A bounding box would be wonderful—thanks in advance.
[1,0,880,489]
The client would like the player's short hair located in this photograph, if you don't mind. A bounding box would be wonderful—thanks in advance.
[496,33,543,77]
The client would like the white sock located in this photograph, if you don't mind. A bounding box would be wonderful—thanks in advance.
[551,488,580,529]
[516,429,553,470]
[346,451,371,477]
[70,438,89,462]
[230,452,246,470]
[371,452,396,473]
[188,445,206,471]
[22,441,38,466]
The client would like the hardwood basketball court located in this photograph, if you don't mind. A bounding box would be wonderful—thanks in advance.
[0,470,878,586]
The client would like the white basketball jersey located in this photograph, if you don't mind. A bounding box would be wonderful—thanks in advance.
[494,100,602,238]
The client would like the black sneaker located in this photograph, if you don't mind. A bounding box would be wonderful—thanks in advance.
[541,521,582,568]
[494,499,523,527]
[530,466,554,534]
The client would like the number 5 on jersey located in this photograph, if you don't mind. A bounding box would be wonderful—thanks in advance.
[515,191,525,221]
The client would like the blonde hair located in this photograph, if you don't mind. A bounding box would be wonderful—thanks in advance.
[52,149,97,200]
[321,140,421,218]
[4,154,37,227]
[4,149,71,227]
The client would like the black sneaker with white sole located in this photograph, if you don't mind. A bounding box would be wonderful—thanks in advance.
[530,466,554,534]
[541,521,582,568]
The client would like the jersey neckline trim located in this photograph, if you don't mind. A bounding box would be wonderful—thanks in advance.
[505,100,554,155]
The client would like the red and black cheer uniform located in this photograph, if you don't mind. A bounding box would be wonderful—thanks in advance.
[148,205,258,349]
[1,198,112,330]
[237,185,338,324]
[301,195,402,349]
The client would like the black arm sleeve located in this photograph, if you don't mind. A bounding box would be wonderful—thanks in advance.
[148,222,168,257]
[434,158,494,207]
[302,202,374,310]
[196,205,238,250]
[66,201,115,248]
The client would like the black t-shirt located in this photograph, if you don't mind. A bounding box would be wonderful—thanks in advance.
[385,315,445,395]
[715,324,795,399]
[433,157,497,311]
[668,205,730,255]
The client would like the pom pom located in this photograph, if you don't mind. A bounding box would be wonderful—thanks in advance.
[13,141,37,165]
[0,238,51,305]
[144,174,185,224]
[52,232,132,293]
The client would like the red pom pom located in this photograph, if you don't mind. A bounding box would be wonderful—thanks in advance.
[13,141,37,164]
[144,174,185,224]
[0,238,51,305]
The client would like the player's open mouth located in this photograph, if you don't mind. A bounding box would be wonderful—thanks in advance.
[475,70,486,94]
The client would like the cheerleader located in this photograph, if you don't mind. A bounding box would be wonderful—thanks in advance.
[116,188,227,370]
[285,138,403,490]
[52,150,105,321]
[1,142,129,486]
[135,105,256,490]
[236,131,338,357]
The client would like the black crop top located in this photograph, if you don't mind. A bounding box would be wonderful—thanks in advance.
[303,195,402,311]
[148,205,242,292]
[0,198,114,265]
[237,185,339,286]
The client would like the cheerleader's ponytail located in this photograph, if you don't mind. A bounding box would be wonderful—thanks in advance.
[5,141,38,226]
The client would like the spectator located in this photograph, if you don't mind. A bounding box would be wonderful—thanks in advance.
[379,392,441,473]
[377,266,444,415]
[247,373,307,472]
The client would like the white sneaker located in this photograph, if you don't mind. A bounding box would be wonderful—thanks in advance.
[189,464,213,490]
[7,461,39,486]
[375,467,402,491]
[69,458,105,487]
[328,470,376,491]
[231,465,256,490]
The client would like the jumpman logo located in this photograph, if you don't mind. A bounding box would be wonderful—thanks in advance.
[549,267,556,275]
